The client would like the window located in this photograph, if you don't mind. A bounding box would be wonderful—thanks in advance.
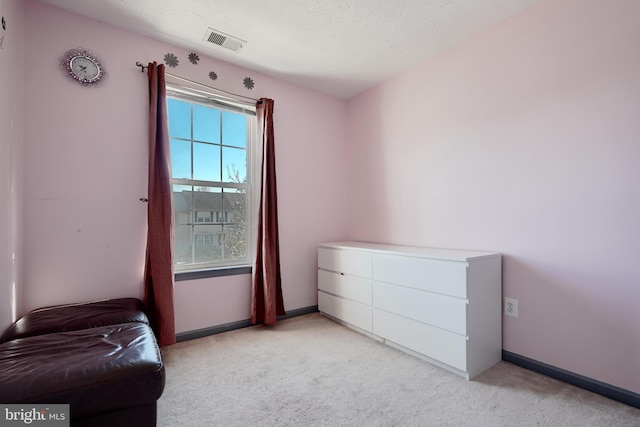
[195,211,212,223]
[195,233,214,246]
[216,211,229,223]
[167,85,256,272]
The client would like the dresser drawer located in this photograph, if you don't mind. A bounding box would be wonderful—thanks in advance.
[319,291,372,333]
[373,282,467,335]
[318,270,372,305]
[373,254,468,298]
[373,309,467,371]
[318,247,372,278]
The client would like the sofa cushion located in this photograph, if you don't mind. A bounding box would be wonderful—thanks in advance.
[0,322,165,420]
[0,298,149,342]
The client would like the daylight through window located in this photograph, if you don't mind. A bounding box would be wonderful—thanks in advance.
[167,85,256,272]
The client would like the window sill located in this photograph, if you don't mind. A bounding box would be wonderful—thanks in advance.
[175,265,252,281]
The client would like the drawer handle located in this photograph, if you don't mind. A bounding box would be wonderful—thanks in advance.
[340,272,345,276]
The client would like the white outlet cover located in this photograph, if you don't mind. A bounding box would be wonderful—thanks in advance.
[504,298,518,317]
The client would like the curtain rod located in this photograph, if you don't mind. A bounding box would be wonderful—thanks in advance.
[135,61,261,104]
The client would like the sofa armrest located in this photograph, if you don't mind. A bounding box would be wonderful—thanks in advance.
[0,298,149,343]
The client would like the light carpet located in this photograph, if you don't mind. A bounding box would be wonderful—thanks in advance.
[157,312,639,426]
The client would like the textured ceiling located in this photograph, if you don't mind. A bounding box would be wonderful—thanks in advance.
[37,0,542,99]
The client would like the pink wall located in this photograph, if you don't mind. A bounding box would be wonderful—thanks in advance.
[346,0,640,393]
[0,0,24,332]
[21,0,349,333]
[13,0,639,397]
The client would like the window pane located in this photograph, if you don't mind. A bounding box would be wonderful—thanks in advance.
[222,190,248,262]
[193,142,220,182]
[222,111,247,148]
[192,188,222,220]
[222,147,247,183]
[193,104,220,143]
[167,99,191,139]
[173,184,193,266]
[171,139,191,179]
[194,224,222,263]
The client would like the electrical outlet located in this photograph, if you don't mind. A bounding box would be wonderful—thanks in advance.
[504,298,518,317]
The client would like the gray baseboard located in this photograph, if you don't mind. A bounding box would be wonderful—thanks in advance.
[176,305,318,343]
[502,350,640,409]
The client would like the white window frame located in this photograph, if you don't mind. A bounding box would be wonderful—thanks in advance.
[167,83,257,274]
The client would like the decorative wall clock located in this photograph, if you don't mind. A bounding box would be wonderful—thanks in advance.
[61,48,106,86]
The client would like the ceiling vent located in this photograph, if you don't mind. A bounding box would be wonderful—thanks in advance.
[202,28,246,52]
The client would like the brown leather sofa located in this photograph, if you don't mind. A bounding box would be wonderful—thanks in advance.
[0,298,165,426]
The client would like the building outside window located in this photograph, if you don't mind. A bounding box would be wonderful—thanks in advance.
[167,85,256,272]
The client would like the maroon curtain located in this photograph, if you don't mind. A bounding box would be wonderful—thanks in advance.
[251,98,285,324]
[144,62,176,346]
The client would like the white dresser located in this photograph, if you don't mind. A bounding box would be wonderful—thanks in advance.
[317,241,502,380]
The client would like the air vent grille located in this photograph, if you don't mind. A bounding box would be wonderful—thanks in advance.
[203,28,246,52]
[207,32,227,46]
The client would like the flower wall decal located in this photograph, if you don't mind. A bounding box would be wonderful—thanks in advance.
[164,53,179,67]
[243,77,255,90]
[209,71,218,81]
[1,17,6,50]
[188,53,199,64]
